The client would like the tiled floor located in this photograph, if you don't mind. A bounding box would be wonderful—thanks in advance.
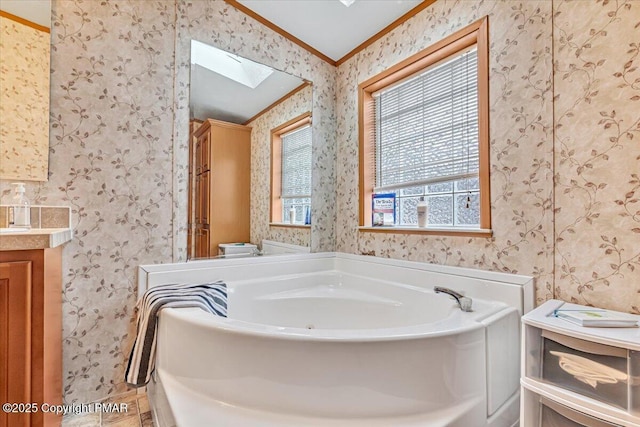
[61,392,154,427]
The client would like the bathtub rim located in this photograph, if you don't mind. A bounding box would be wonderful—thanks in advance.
[139,252,535,315]
[141,252,533,287]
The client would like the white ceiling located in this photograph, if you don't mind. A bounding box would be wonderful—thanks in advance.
[0,0,51,28]
[190,62,306,124]
[237,0,422,61]
[191,1,426,124]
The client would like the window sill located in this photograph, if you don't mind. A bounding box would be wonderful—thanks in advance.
[358,226,492,238]
[269,223,311,230]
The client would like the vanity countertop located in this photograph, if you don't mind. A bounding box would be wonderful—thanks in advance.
[0,227,73,251]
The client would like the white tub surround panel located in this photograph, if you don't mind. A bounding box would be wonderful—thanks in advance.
[139,253,533,427]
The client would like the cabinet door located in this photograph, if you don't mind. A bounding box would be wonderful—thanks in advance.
[195,138,202,175]
[194,227,210,259]
[201,133,210,172]
[199,228,210,258]
[0,261,31,427]
[200,171,210,225]
[188,172,193,224]
[195,175,202,224]
[194,227,201,258]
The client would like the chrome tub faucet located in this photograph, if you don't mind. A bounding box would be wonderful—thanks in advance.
[434,286,473,312]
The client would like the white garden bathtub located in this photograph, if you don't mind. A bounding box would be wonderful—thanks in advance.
[138,252,533,427]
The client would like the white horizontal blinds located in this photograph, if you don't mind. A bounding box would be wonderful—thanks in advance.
[374,46,479,192]
[281,124,312,199]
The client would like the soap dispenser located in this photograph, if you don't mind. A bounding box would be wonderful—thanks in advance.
[9,182,31,228]
[289,207,296,224]
[417,196,428,228]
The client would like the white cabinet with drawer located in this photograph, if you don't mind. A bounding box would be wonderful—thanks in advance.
[521,300,640,427]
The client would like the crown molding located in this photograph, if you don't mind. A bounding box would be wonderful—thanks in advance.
[335,0,437,66]
[223,0,436,68]
[224,0,337,66]
[244,81,312,125]
[0,10,50,33]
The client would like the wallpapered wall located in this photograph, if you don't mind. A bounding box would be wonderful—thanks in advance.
[0,0,637,404]
[336,0,556,305]
[13,0,177,404]
[248,84,312,247]
[0,15,50,181]
[553,0,640,312]
[335,0,640,314]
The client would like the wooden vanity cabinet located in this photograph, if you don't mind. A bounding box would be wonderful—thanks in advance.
[0,248,63,427]
[189,119,251,258]
[0,261,31,427]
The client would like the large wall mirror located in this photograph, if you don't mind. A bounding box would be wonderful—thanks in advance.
[0,1,51,181]
[187,39,312,259]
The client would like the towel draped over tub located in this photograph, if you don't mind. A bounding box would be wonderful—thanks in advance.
[125,281,228,387]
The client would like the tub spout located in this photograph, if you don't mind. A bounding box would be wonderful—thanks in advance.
[434,286,472,312]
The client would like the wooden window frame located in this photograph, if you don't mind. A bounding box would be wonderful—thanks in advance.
[358,17,491,237]
[270,111,312,225]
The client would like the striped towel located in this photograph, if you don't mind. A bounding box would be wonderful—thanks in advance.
[125,281,228,387]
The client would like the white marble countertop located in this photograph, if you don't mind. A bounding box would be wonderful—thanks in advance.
[0,227,73,251]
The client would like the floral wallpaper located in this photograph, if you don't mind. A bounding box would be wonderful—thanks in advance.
[335,0,639,313]
[553,0,640,313]
[0,15,50,181]
[335,0,556,306]
[172,0,337,260]
[248,84,312,248]
[1,0,176,403]
[0,0,637,406]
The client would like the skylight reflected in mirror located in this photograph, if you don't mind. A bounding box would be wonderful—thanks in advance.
[189,40,307,125]
[191,40,273,89]
[339,0,356,7]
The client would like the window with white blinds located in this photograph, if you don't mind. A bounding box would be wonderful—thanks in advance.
[373,46,480,227]
[374,47,478,192]
[281,124,311,222]
[358,17,490,233]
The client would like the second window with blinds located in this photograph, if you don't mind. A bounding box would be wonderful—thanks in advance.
[271,112,312,226]
[358,17,491,236]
